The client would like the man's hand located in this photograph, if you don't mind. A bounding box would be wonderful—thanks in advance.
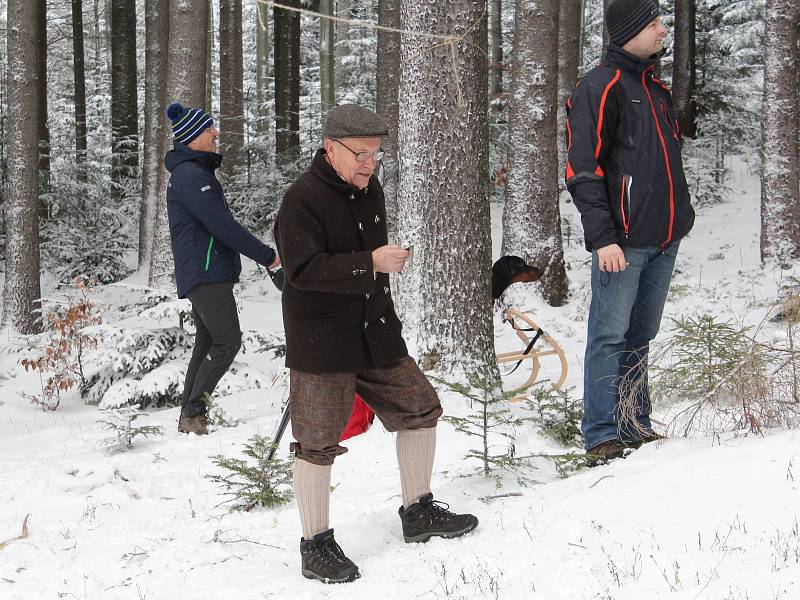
[597,244,627,272]
[372,245,410,273]
[269,254,281,269]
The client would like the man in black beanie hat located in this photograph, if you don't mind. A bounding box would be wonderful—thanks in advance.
[564,1,695,465]
[274,104,478,584]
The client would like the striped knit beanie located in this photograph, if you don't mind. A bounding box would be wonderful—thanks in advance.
[606,0,660,48]
[166,102,214,145]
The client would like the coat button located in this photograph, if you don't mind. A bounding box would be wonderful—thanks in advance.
[380,317,386,324]
[352,269,359,277]
[365,293,370,299]
[384,286,389,294]
[363,321,368,329]
[374,215,380,223]
[358,222,364,230]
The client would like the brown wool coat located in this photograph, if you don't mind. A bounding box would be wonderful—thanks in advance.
[274,149,408,373]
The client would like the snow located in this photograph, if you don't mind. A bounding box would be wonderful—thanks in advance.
[1,156,800,599]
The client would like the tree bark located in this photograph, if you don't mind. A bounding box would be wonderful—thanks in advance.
[139,0,169,270]
[3,0,43,333]
[557,0,582,182]
[37,0,50,207]
[206,0,214,111]
[377,0,400,242]
[273,0,300,165]
[672,0,696,138]
[335,0,352,91]
[110,0,139,199]
[72,0,88,182]
[149,0,209,289]
[319,0,336,118]
[219,0,244,177]
[502,0,568,306]
[255,0,270,134]
[395,0,498,380]
[489,0,503,99]
[760,0,800,265]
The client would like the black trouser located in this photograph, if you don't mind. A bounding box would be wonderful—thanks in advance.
[181,282,242,417]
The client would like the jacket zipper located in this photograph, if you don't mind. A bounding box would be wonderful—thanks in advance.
[620,175,631,237]
[204,236,214,271]
[642,66,675,249]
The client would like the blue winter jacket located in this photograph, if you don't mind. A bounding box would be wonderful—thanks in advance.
[164,142,276,298]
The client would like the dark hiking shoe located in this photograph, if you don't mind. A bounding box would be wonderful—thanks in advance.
[398,493,479,543]
[585,439,630,467]
[300,529,360,584]
[625,431,667,450]
[178,411,209,435]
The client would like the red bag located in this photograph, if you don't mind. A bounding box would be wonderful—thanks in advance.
[339,394,375,441]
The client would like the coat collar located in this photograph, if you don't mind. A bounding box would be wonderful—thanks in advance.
[164,140,223,173]
[309,148,376,198]
[604,43,657,75]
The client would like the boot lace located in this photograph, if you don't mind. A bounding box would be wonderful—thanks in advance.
[317,536,348,567]
[422,499,455,525]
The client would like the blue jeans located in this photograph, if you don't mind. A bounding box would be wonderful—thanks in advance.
[582,242,679,449]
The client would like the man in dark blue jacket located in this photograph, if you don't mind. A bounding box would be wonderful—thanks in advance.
[565,0,695,464]
[164,102,280,435]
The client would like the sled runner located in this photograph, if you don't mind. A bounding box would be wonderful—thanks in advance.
[496,308,569,402]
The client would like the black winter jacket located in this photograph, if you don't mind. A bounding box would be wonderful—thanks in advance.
[274,149,408,373]
[565,44,695,251]
[164,142,276,298]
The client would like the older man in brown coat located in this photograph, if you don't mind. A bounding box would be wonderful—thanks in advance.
[274,104,478,584]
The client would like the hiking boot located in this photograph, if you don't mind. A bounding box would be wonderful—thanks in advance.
[300,529,360,584]
[398,493,479,543]
[625,430,667,450]
[178,411,209,435]
[585,439,629,467]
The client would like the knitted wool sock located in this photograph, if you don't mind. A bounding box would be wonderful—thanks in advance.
[293,459,332,540]
[396,427,437,509]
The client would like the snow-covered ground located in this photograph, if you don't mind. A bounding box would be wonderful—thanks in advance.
[2,156,799,599]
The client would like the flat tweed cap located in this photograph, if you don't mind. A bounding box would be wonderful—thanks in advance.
[606,0,660,48]
[323,104,389,139]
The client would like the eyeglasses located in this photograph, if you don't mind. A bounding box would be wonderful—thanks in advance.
[333,139,385,163]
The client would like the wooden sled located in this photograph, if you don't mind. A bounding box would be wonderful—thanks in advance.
[496,308,568,402]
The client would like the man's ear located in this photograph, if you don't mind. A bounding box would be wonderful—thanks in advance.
[323,138,335,155]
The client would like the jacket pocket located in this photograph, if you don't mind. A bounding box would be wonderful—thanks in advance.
[659,100,680,140]
[619,174,633,237]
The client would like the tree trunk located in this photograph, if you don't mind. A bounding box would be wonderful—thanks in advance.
[602,0,611,52]
[149,0,209,289]
[72,0,88,182]
[672,0,696,138]
[255,0,270,134]
[502,0,568,306]
[274,0,300,165]
[557,0,581,182]
[206,0,214,111]
[335,0,351,91]
[92,0,102,97]
[139,0,169,270]
[110,0,139,199]
[319,0,336,118]
[220,0,244,177]
[489,0,503,99]
[395,0,498,380]
[377,0,400,242]
[37,0,50,208]
[3,0,43,333]
[760,0,800,265]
